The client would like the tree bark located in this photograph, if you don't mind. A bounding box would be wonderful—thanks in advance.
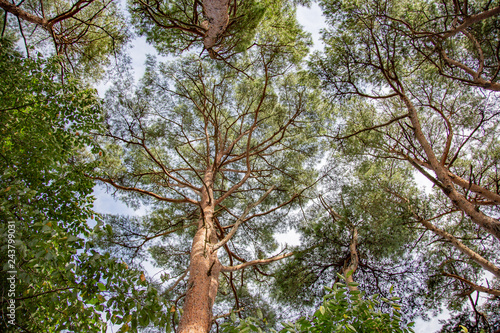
[442,272,500,296]
[344,228,359,292]
[401,93,500,242]
[178,170,221,333]
[388,189,500,279]
[0,0,48,27]
[419,216,500,279]
[202,0,230,56]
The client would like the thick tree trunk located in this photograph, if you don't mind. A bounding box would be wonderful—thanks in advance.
[178,170,221,333]
[202,0,230,56]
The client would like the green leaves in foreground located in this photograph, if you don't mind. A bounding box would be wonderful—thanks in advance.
[222,282,414,333]
[0,41,169,332]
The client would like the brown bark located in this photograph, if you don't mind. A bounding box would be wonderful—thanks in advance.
[419,216,500,279]
[440,5,500,40]
[388,189,500,279]
[344,228,359,292]
[220,252,294,272]
[446,172,500,205]
[0,0,95,30]
[177,173,288,332]
[0,0,48,27]
[442,272,500,296]
[202,0,230,57]
[178,170,221,333]
[400,93,500,242]
[407,157,500,205]
[439,49,500,91]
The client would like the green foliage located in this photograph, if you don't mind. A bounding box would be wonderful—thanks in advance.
[281,283,414,333]
[221,282,414,333]
[1,0,129,80]
[129,0,310,61]
[0,39,101,234]
[0,41,168,332]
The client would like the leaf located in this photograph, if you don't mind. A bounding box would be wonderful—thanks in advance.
[346,323,357,332]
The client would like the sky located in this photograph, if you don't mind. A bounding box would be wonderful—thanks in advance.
[93,3,448,332]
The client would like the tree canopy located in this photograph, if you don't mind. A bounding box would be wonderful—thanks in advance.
[1,0,499,332]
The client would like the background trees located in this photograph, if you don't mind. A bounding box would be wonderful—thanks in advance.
[309,0,500,329]
[273,159,428,322]
[0,0,128,78]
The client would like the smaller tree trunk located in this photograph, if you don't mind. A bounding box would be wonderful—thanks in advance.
[344,228,359,292]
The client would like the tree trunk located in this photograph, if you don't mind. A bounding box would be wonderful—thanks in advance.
[344,228,359,292]
[202,0,230,56]
[401,93,500,242]
[178,170,221,333]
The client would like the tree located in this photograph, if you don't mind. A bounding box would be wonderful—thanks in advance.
[272,158,429,323]
[91,24,321,331]
[314,0,500,240]
[129,0,309,62]
[0,40,168,332]
[0,0,128,78]
[311,0,500,326]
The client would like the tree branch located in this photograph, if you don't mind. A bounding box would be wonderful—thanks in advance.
[211,185,276,252]
[442,272,500,296]
[220,252,293,272]
[332,114,409,140]
[91,176,197,205]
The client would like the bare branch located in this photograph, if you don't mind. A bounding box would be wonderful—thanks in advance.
[212,308,244,321]
[91,176,198,205]
[442,272,500,296]
[441,5,500,39]
[220,252,294,272]
[389,189,500,279]
[0,0,48,27]
[331,114,409,140]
